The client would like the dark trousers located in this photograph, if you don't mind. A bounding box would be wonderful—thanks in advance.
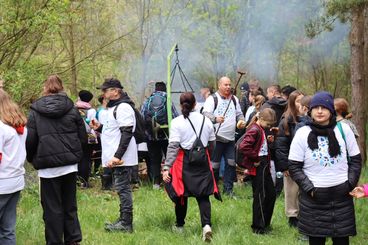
[113,166,133,215]
[309,236,349,245]
[147,140,168,185]
[0,191,20,245]
[175,196,211,228]
[251,156,276,230]
[211,141,236,194]
[40,172,82,245]
[78,144,93,185]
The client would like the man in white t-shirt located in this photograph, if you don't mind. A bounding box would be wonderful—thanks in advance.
[92,78,137,233]
[202,76,246,196]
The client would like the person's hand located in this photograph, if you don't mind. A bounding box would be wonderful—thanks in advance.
[107,157,124,168]
[237,120,246,129]
[90,119,100,130]
[267,135,275,143]
[270,127,279,135]
[350,186,366,198]
[162,170,171,183]
[283,170,290,177]
[215,116,225,124]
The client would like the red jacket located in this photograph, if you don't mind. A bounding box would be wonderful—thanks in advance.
[239,123,265,175]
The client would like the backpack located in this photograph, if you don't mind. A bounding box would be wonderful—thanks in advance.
[147,93,167,125]
[113,103,147,144]
[79,108,98,144]
[186,116,208,166]
[235,124,261,169]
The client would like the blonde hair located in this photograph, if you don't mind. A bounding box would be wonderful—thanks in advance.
[334,98,352,119]
[254,95,266,111]
[0,89,27,127]
[247,108,276,129]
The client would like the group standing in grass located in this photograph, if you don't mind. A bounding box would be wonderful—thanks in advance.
[0,75,365,245]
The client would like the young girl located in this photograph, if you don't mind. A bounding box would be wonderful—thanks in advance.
[334,98,359,138]
[274,90,304,228]
[0,89,27,245]
[239,108,277,234]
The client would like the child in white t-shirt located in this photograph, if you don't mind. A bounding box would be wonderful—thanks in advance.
[239,108,277,234]
[0,89,27,245]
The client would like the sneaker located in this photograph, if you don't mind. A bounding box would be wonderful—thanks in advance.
[298,234,309,241]
[153,184,160,190]
[171,225,184,233]
[202,224,212,242]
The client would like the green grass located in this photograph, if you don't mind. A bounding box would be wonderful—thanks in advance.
[17,167,368,245]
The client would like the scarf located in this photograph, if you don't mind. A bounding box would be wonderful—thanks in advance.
[307,116,341,158]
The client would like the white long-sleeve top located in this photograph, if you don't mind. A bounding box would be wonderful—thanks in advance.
[0,121,27,194]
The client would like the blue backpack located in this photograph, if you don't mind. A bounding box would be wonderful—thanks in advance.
[146,93,167,125]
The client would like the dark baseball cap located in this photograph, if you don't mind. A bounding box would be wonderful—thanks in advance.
[97,78,124,90]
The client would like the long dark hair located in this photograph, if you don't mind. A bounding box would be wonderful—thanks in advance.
[283,90,303,135]
[180,92,196,118]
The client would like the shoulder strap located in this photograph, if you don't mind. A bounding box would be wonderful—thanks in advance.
[212,94,218,111]
[113,104,118,120]
[337,121,346,142]
[231,95,237,109]
[187,116,205,139]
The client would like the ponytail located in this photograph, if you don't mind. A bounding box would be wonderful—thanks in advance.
[179,92,196,119]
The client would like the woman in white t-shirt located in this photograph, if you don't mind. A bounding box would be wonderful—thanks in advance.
[0,89,27,245]
[162,92,220,242]
[289,91,362,245]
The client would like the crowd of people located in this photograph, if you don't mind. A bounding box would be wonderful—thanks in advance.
[0,74,365,245]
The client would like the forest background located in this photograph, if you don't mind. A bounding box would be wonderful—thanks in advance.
[0,0,367,162]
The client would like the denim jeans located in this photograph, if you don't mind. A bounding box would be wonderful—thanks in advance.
[0,191,20,245]
[211,141,236,194]
[113,166,133,214]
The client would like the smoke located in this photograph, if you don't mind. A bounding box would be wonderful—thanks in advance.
[118,0,349,103]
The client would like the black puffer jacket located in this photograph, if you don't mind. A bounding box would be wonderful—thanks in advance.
[289,154,362,237]
[274,115,297,172]
[26,93,87,169]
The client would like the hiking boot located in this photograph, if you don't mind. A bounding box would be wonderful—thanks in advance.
[105,212,133,233]
[202,225,212,242]
[105,220,133,233]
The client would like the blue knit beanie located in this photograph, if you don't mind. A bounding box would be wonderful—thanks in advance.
[309,91,335,115]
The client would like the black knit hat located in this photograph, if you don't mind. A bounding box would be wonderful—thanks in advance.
[78,90,93,102]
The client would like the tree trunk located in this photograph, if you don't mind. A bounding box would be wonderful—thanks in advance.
[350,7,366,164]
[68,23,78,97]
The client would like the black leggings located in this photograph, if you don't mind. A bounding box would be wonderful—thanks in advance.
[309,236,349,245]
[175,196,211,227]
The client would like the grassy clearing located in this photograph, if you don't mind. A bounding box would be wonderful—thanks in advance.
[17,165,368,245]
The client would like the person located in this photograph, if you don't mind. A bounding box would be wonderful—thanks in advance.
[244,90,262,123]
[202,76,246,196]
[239,82,250,116]
[350,184,368,198]
[195,87,211,112]
[141,81,179,189]
[288,91,362,245]
[91,78,137,232]
[95,95,113,190]
[239,108,277,234]
[274,90,304,228]
[0,89,27,245]
[334,98,359,138]
[261,84,287,196]
[162,92,220,242]
[75,90,97,188]
[281,85,297,100]
[26,75,85,245]
[294,95,312,132]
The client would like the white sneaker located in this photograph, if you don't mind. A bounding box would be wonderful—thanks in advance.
[202,224,212,242]
[153,184,160,190]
